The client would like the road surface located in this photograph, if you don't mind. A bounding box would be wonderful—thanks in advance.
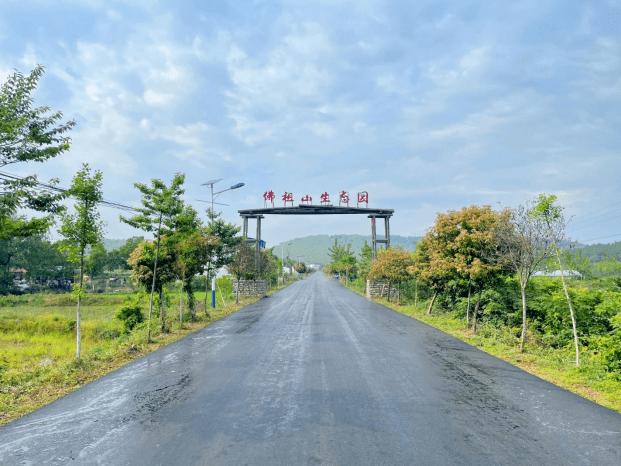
[1,272,620,465]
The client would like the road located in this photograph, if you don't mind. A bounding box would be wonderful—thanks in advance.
[1,272,620,465]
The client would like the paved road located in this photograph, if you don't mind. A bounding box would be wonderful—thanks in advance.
[1,273,620,465]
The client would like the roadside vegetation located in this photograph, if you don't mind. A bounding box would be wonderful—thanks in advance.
[0,65,299,426]
[325,200,621,414]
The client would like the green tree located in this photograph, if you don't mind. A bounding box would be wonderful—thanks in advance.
[106,236,144,271]
[58,164,105,359]
[489,199,558,352]
[127,239,177,330]
[1,65,75,290]
[531,193,580,365]
[368,247,414,303]
[357,240,373,279]
[120,173,185,340]
[226,242,255,303]
[202,210,243,310]
[86,242,107,289]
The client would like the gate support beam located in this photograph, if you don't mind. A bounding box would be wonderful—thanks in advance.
[369,215,391,260]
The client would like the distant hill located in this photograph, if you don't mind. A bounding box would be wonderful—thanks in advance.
[570,241,621,263]
[269,234,422,266]
[102,238,135,252]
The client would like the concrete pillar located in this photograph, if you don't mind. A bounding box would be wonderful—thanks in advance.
[242,217,248,238]
[385,217,390,249]
[371,216,377,260]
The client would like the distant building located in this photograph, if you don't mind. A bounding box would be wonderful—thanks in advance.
[246,238,266,249]
[532,270,582,279]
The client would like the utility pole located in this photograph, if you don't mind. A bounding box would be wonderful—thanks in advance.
[199,179,245,310]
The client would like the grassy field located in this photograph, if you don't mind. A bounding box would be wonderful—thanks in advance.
[339,278,621,414]
[0,281,293,426]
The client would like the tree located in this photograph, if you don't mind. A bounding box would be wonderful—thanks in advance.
[489,198,558,352]
[531,193,580,365]
[202,210,242,311]
[327,238,356,277]
[1,65,75,242]
[410,223,459,315]
[226,242,255,303]
[357,240,373,279]
[106,236,144,271]
[86,242,107,289]
[430,205,507,332]
[120,173,185,340]
[174,230,219,321]
[127,238,177,330]
[368,247,414,303]
[58,164,105,359]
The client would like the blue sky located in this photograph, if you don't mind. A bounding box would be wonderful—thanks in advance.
[2,0,620,248]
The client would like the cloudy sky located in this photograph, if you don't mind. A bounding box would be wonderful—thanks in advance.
[2,0,620,248]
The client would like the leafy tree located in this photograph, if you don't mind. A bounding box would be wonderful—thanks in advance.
[531,193,580,365]
[58,164,105,359]
[1,65,75,243]
[426,205,507,332]
[174,230,219,320]
[327,238,356,276]
[489,198,559,352]
[120,173,185,340]
[106,236,144,271]
[202,210,242,310]
[294,261,307,274]
[410,223,459,315]
[226,242,255,303]
[86,242,107,289]
[357,240,373,279]
[368,247,414,303]
[127,238,177,331]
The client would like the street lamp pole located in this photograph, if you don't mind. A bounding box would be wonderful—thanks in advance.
[200,179,245,310]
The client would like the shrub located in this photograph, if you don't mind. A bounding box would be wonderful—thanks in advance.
[115,294,145,333]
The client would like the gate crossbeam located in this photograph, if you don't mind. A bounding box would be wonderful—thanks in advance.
[239,205,394,264]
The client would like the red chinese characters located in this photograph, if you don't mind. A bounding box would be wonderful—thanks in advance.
[263,190,275,207]
[301,194,312,205]
[339,191,349,206]
[282,191,294,206]
[357,191,368,207]
[320,192,331,205]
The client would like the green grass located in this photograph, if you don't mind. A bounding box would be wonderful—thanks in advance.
[0,279,295,426]
[340,278,621,414]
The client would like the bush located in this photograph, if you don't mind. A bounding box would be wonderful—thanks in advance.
[115,295,146,333]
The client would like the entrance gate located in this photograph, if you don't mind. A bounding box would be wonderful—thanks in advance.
[238,204,394,269]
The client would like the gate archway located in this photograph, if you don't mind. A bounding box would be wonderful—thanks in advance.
[238,204,394,270]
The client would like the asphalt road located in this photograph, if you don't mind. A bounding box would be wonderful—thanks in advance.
[1,272,620,465]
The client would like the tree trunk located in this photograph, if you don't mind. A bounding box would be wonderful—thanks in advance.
[466,279,471,326]
[427,289,438,315]
[76,254,84,359]
[160,288,166,333]
[148,215,162,342]
[236,277,239,304]
[520,283,528,353]
[555,250,580,366]
[179,278,184,325]
[204,264,210,316]
[414,279,418,308]
[472,286,482,334]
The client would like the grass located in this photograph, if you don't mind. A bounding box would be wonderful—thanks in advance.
[0,280,293,426]
[340,278,621,414]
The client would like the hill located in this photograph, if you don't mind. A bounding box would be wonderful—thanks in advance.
[269,234,422,266]
[570,241,621,263]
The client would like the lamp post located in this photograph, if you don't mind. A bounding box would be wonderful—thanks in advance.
[199,179,245,310]
[281,242,292,285]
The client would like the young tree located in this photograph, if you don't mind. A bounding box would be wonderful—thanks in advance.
[1,65,75,242]
[357,240,373,279]
[120,173,185,341]
[489,198,558,352]
[368,247,414,303]
[432,205,507,333]
[58,164,105,359]
[531,194,580,365]
[127,239,177,331]
[202,210,242,310]
[86,242,107,289]
[226,242,255,303]
[410,224,458,314]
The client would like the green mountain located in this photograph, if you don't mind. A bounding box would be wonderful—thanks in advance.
[570,241,621,263]
[102,238,134,252]
[269,234,422,266]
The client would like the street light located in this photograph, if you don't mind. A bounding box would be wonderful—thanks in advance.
[200,179,245,309]
[281,242,292,285]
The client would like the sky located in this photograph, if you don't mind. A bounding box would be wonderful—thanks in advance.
[2,0,621,249]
